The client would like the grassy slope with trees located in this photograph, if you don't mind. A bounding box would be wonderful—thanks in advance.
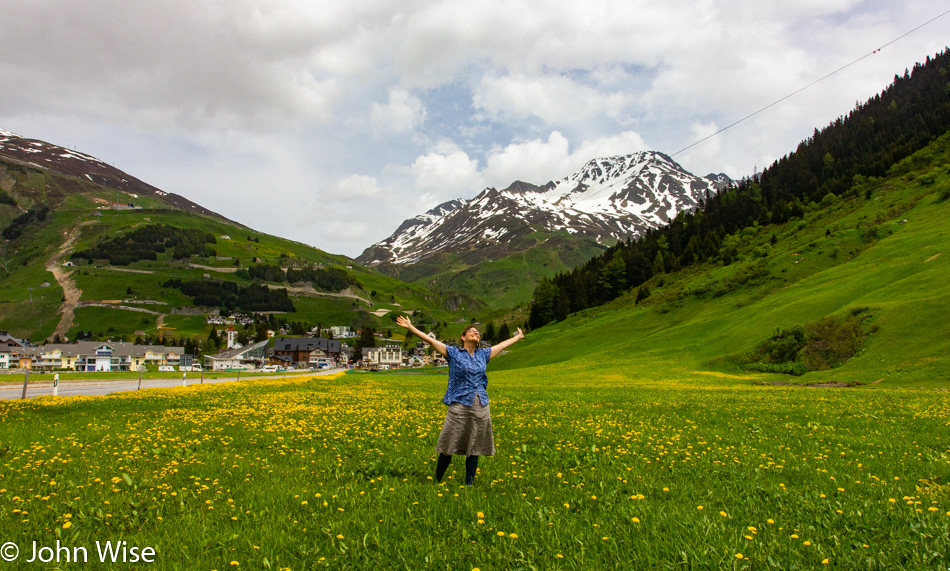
[488,130,950,388]
[526,50,950,330]
[0,161,481,348]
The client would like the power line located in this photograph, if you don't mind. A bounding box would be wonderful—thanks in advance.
[672,6,950,158]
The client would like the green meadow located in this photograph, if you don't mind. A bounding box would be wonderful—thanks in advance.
[0,370,947,570]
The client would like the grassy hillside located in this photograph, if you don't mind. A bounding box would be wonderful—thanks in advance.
[378,230,607,311]
[416,231,607,310]
[0,160,479,343]
[488,133,950,388]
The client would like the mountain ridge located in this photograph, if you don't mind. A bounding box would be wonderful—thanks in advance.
[356,151,730,307]
[0,129,240,226]
[360,151,731,268]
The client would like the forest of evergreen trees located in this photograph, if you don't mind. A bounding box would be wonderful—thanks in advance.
[236,263,360,292]
[71,224,216,265]
[166,279,296,313]
[529,49,950,330]
[2,205,49,240]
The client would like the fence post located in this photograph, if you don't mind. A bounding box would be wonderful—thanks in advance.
[200,369,204,384]
[21,370,30,399]
[137,370,143,391]
[182,373,187,387]
[53,373,59,396]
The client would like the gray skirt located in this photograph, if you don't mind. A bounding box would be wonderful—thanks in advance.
[435,394,496,457]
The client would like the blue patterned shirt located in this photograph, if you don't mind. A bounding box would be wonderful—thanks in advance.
[442,345,491,406]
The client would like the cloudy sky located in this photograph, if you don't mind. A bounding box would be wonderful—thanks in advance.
[1,1,947,257]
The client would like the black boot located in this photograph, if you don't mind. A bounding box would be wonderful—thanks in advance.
[465,455,479,486]
[435,454,452,482]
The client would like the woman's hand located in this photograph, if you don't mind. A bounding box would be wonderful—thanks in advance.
[490,327,526,360]
[397,315,447,358]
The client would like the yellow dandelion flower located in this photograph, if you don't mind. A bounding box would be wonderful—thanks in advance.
[509,533,518,539]
[497,531,505,537]
[719,511,727,517]
[336,534,344,540]
[735,553,744,560]
[822,559,830,565]
[63,522,72,529]
[697,505,704,510]
[477,512,484,519]
[631,517,640,523]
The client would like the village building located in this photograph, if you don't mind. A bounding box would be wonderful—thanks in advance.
[203,339,270,371]
[0,331,29,348]
[271,337,342,369]
[360,345,404,370]
[0,341,190,372]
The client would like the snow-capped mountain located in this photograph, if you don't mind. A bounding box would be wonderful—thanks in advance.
[0,129,233,222]
[358,151,731,270]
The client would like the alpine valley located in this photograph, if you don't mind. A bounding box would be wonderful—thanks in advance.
[0,129,486,344]
[358,152,731,308]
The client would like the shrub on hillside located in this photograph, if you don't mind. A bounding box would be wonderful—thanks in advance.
[2,205,50,240]
[742,309,874,375]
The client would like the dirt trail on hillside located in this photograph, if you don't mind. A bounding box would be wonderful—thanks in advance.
[47,225,87,339]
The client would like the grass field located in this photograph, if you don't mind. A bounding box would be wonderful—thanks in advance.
[0,368,947,569]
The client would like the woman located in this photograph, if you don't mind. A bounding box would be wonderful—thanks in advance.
[396,315,524,486]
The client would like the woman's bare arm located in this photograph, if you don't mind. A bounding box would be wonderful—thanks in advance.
[489,327,524,360]
[396,315,448,357]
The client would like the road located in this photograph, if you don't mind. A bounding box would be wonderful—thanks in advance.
[0,369,345,400]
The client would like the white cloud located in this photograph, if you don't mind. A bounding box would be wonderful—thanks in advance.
[319,220,372,242]
[330,174,388,200]
[410,147,481,194]
[474,73,629,125]
[675,121,721,173]
[482,130,649,188]
[370,88,426,133]
[483,132,572,187]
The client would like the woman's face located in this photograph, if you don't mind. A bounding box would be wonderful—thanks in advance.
[460,326,480,344]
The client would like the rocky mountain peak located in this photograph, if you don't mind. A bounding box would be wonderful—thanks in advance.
[357,151,732,271]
